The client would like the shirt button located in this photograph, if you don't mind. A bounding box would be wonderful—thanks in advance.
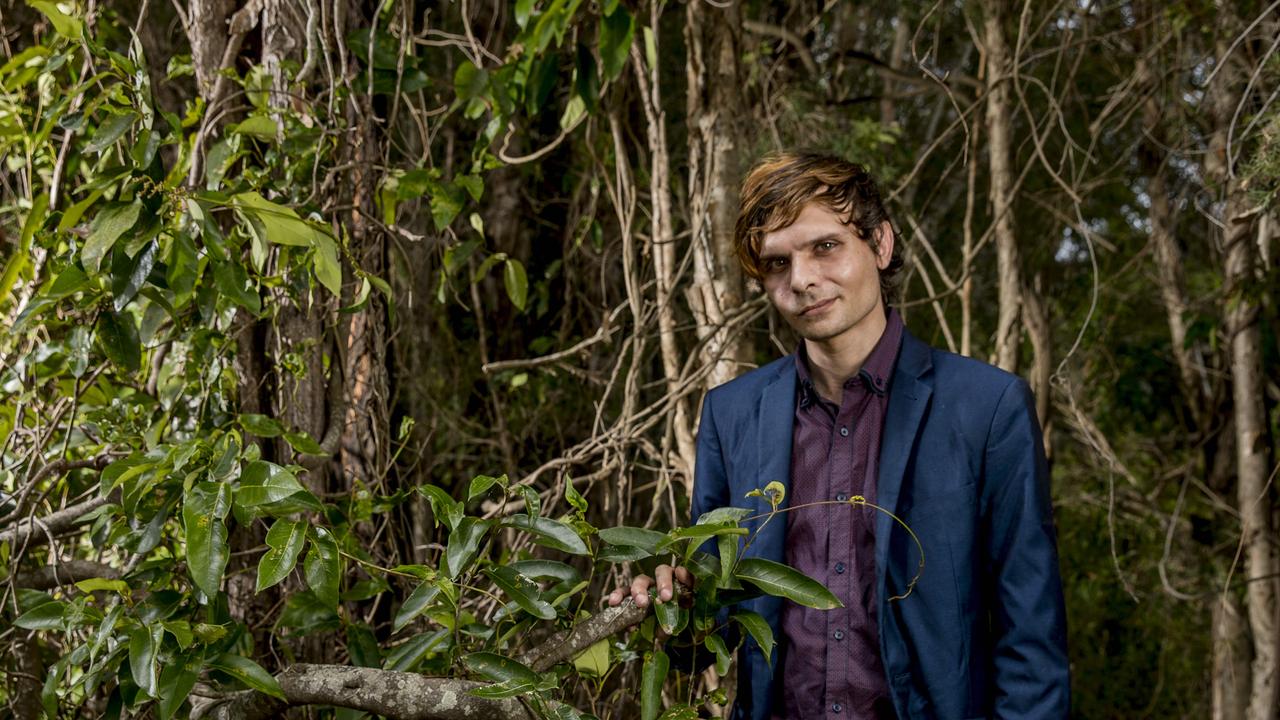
[839,426,849,437]
[835,562,846,574]
[836,493,847,502]
[833,630,844,640]
[832,703,843,713]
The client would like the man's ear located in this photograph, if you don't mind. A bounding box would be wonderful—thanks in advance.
[874,220,895,270]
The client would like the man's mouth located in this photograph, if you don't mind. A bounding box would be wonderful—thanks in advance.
[798,298,836,317]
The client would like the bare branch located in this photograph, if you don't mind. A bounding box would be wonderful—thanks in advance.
[11,560,120,590]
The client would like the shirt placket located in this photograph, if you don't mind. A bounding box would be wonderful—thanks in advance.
[826,382,866,718]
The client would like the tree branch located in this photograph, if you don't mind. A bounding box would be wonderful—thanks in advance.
[519,597,648,672]
[191,667,538,720]
[190,599,653,719]
[0,492,116,549]
[11,560,120,590]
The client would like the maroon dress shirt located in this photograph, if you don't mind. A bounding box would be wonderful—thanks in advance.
[775,310,903,720]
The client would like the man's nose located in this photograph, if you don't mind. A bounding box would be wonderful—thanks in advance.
[789,255,818,293]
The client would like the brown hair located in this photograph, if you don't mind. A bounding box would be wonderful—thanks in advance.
[734,151,904,302]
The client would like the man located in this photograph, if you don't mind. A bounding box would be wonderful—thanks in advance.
[608,152,1069,719]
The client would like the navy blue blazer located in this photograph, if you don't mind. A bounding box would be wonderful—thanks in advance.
[691,329,1069,720]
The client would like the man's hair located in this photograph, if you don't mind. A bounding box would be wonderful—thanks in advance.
[734,151,904,302]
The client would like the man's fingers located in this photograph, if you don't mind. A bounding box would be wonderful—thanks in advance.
[673,566,693,588]
[630,574,652,607]
[655,565,674,601]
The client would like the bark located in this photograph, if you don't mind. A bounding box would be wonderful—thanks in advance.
[193,669,539,720]
[1208,3,1279,717]
[1214,596,1252,720]
[1023,279,1052,455]
[684,0,751,391]
[632,16,697,487]
[11,560,119,590]
[0,493,114,548]
[980,0,1024,373]
[187,0,235,96]
[193,599,651,720]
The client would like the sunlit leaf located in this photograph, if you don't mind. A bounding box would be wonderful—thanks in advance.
[733,558,842,610]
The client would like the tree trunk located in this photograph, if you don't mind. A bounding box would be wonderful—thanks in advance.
[1215,596,1252,720]
[1208,3,1279,717]
[980,0,1023,373]
[684,0,751,392]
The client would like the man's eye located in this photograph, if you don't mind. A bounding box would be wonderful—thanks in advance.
[816,241,838,252]
[763,258,787,272]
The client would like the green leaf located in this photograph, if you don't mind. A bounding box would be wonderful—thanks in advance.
[393,581,441,633]
[0,194,46,304]
[717,533,738,588]
[454,61,489,102]
[526,53,560,115]
[214,259,261,314]
[231,115,278,140]
[239,413,284,437]
[232,192,315,247]
[468,473,507,501]
[445,517,490,579]
[128,623,163,697]
[304,527,341,609]
[311,230,342,296]
[503,258,528,311]
[83,201,142,273]
[508,560,581,584]
[157,661,198,719]
[284,430,325,455]
[209,654,285,700]
[430,182,466,230]
[257,519,308,592]
[237,461,306,507]
[730,611,775,666]
[463,652,539,686]
[161,620,194,649]
[417,485,462,530]
[598,526,666,554]
[384,629,449,671]
[574,43,599,113]
[734,558,842,610]
[74,577,129,595]
[704,633,731,676]
[183,482,231,597]
[14,600,67,629]
[696,506,752,525]
[484,565,556,619]
[640,648,669,720]
[515,0,535,28]
[501,514,588,555]
[650,588,680,635]
[111,239,158,311]
[658,706,699,720]
[573,638,610,676]
[86,111,136,153]
[599,7,634,82]
[29,0,83,38]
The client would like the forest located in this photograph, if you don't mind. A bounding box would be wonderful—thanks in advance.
[0,0,1277,718]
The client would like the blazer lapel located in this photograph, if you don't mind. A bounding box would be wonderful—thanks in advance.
[875,330,934,590]
[751,360,796,564]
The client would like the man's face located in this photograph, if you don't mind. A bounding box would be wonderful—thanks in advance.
[757,202,893,346]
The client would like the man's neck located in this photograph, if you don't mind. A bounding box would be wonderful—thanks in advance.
[802,312,888,404]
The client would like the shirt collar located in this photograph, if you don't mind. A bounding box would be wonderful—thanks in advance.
[794,308,905,406]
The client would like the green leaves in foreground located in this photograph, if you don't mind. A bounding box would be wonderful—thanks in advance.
[183,482,231,597]
[641,648,669,720]
[734,557,842,610]
[484,565,555,620]
[209,653,285,700]
[257,519,307,592]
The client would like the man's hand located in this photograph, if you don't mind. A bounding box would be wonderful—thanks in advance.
[606,564,693,608]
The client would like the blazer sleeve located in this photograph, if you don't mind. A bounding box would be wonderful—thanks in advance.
[691,389,731,529]
[982,378,1070,718]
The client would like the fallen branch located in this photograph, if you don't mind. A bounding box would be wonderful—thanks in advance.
[191,668,538,720]
[190,598,654,719]
[11,560,120,590]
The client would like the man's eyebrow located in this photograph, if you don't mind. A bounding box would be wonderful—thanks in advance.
[806,232,844,247]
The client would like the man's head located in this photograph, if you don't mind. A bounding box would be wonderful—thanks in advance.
[734,152,903,345]
[734,151,903,300]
